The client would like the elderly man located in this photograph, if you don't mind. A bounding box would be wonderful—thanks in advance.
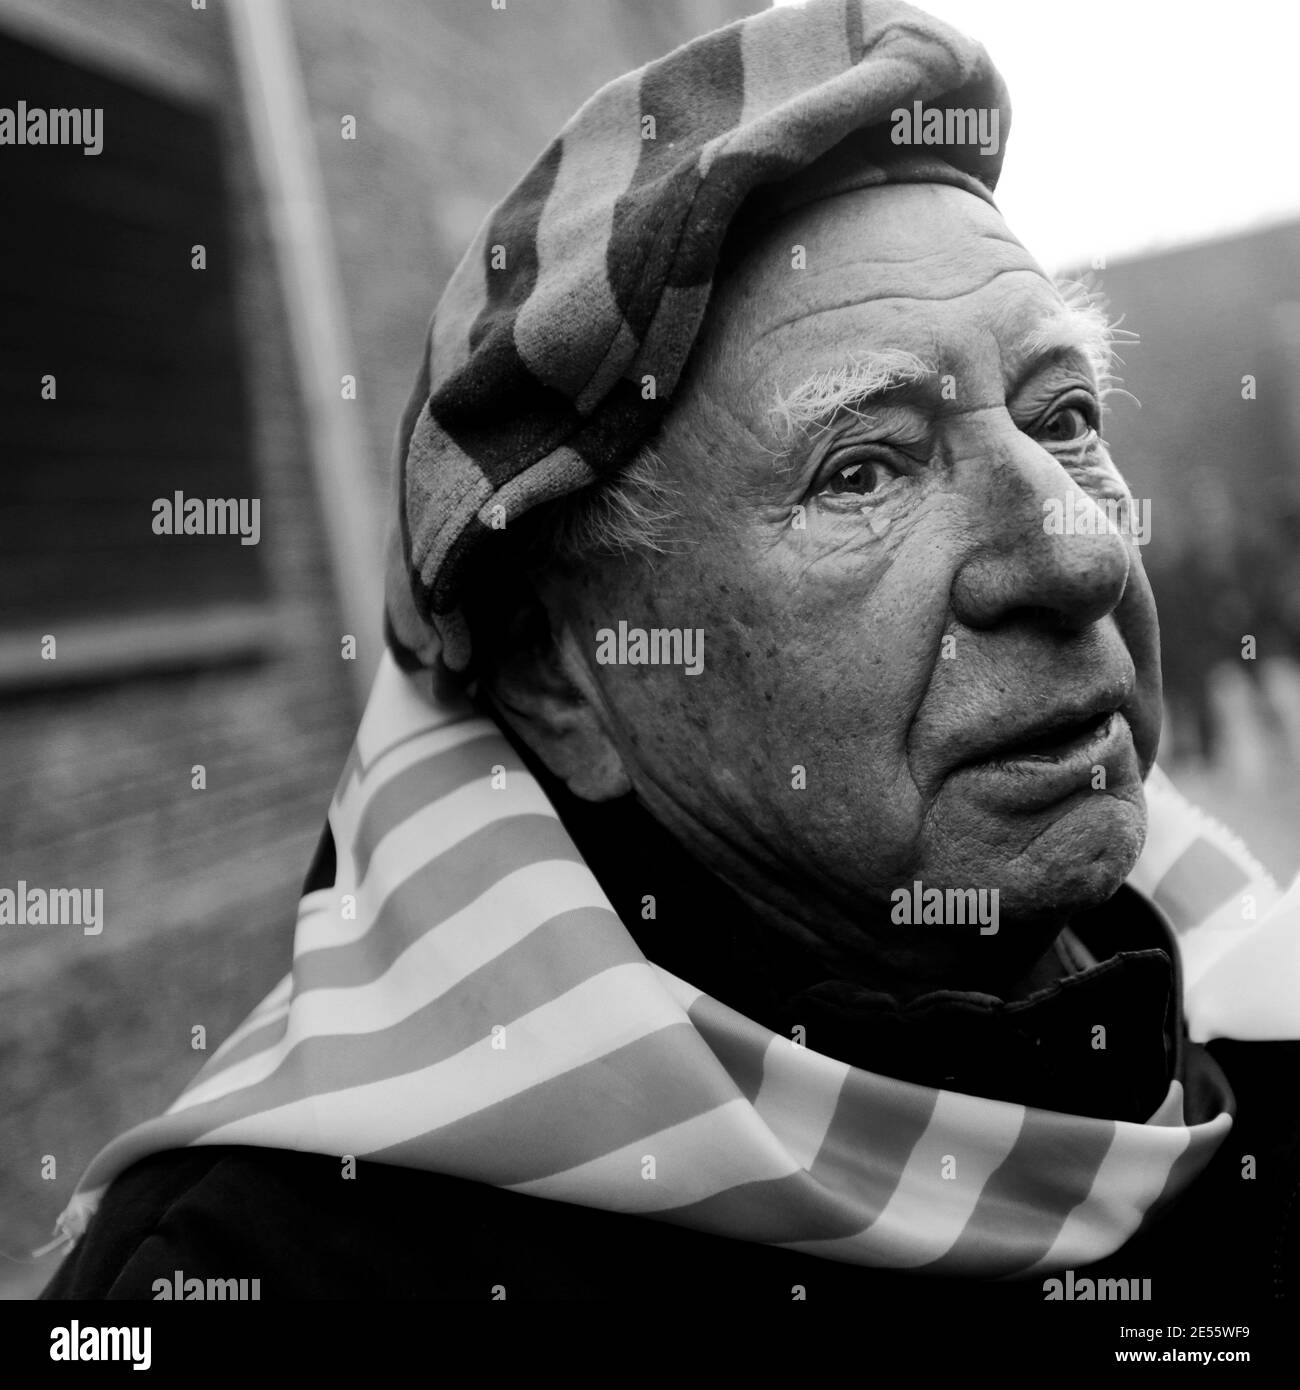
[43,0,1300,1307]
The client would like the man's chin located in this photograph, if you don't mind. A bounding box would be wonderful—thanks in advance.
[919,782,1149,926]
[978,790,1148,923]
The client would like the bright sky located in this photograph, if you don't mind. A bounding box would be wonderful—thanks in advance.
[772,0,1300,273]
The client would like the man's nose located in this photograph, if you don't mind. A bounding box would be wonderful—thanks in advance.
[949,420,1131,633]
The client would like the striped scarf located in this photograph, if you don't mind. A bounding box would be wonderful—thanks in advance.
[53,654,1300,1278]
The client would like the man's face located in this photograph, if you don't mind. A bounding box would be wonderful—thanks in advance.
[553,181,1162,984]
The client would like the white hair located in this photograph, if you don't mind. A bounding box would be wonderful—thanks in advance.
[545,444,685,568]
[1034,275,1135,407]
[769,348,933,444]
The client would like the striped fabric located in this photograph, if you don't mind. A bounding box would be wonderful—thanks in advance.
[386,0,1013,672]
[53,653,1300,1278]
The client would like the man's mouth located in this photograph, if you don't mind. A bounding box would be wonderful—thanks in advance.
[985,709,1118,766]
[951,695,1136,808]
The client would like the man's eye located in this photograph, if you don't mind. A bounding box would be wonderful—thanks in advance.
[1034,404,1094,445]
[821,455,897,497]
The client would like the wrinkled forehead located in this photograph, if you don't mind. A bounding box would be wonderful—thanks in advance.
[701,182,1062,399]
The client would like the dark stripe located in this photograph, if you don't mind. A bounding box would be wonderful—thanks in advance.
[435,139,584,480]
[176,905,635,1131]
[467,139,562,354]
[355,720,454,782]
[433,342,582,482]
[368,1021,735,1184]
[922,1111,1116,1277]
[1152,841,1249,933]
[808,1070,937,1220]
[335,742,363,798]
[631,23,747,185]
[425,511,490,615]
[350,733,518,881]
[687,994,768,1103]
[198,1009,292,1083]
[293,813,585,993]
[656,1170,871,1245]
[566,377,666,475]
[607,22,745,329]
[395,312,434,615]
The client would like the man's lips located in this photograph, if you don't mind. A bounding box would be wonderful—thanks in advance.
[945,687,1138,809]
[981,708,1118,765]
[956,672,1128,761]
[956,685,1133,770]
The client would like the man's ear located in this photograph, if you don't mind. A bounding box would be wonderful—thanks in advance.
[482,610,632,803]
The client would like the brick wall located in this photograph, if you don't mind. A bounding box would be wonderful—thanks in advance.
[0,0,356,1282]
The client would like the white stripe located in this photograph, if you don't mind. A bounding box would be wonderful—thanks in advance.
[174,859,616,1111]
[698,0,851,178]
[510,1098,799,1212]
[781,1088,1025,1266]
[1180,908,1270,996]
[302,771,558,955]
[193,962,688,1153]
[332,720,497,840]
[1019,1107,1194,1276]
[1185,877,1300,1041]
[320,720,512,955]
[359,775,560,915]
[651,965,704,1014]
[309,720,507,956]
[1127,780,1202,899]
[512,73,642,402]
[298,807,359,952]
[242,972,293,1024]
[1130,768,1278,910]
[204,984,292,1065]
[291,897,350,956]
[354,654,474,768]
[736,0,851,125]
[753,1035,848,1171]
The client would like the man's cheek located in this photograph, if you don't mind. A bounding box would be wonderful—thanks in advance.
[1114,571,1163,767]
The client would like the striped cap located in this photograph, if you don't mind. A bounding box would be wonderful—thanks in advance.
[386,0,1012,673]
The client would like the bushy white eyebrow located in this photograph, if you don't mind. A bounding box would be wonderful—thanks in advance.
[768,348,934,442]
[769,277,1132,449]
[1016,278,1130,400]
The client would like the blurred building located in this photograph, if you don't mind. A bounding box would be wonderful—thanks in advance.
[0,0,755,1284]
[1077,221,1300,763]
